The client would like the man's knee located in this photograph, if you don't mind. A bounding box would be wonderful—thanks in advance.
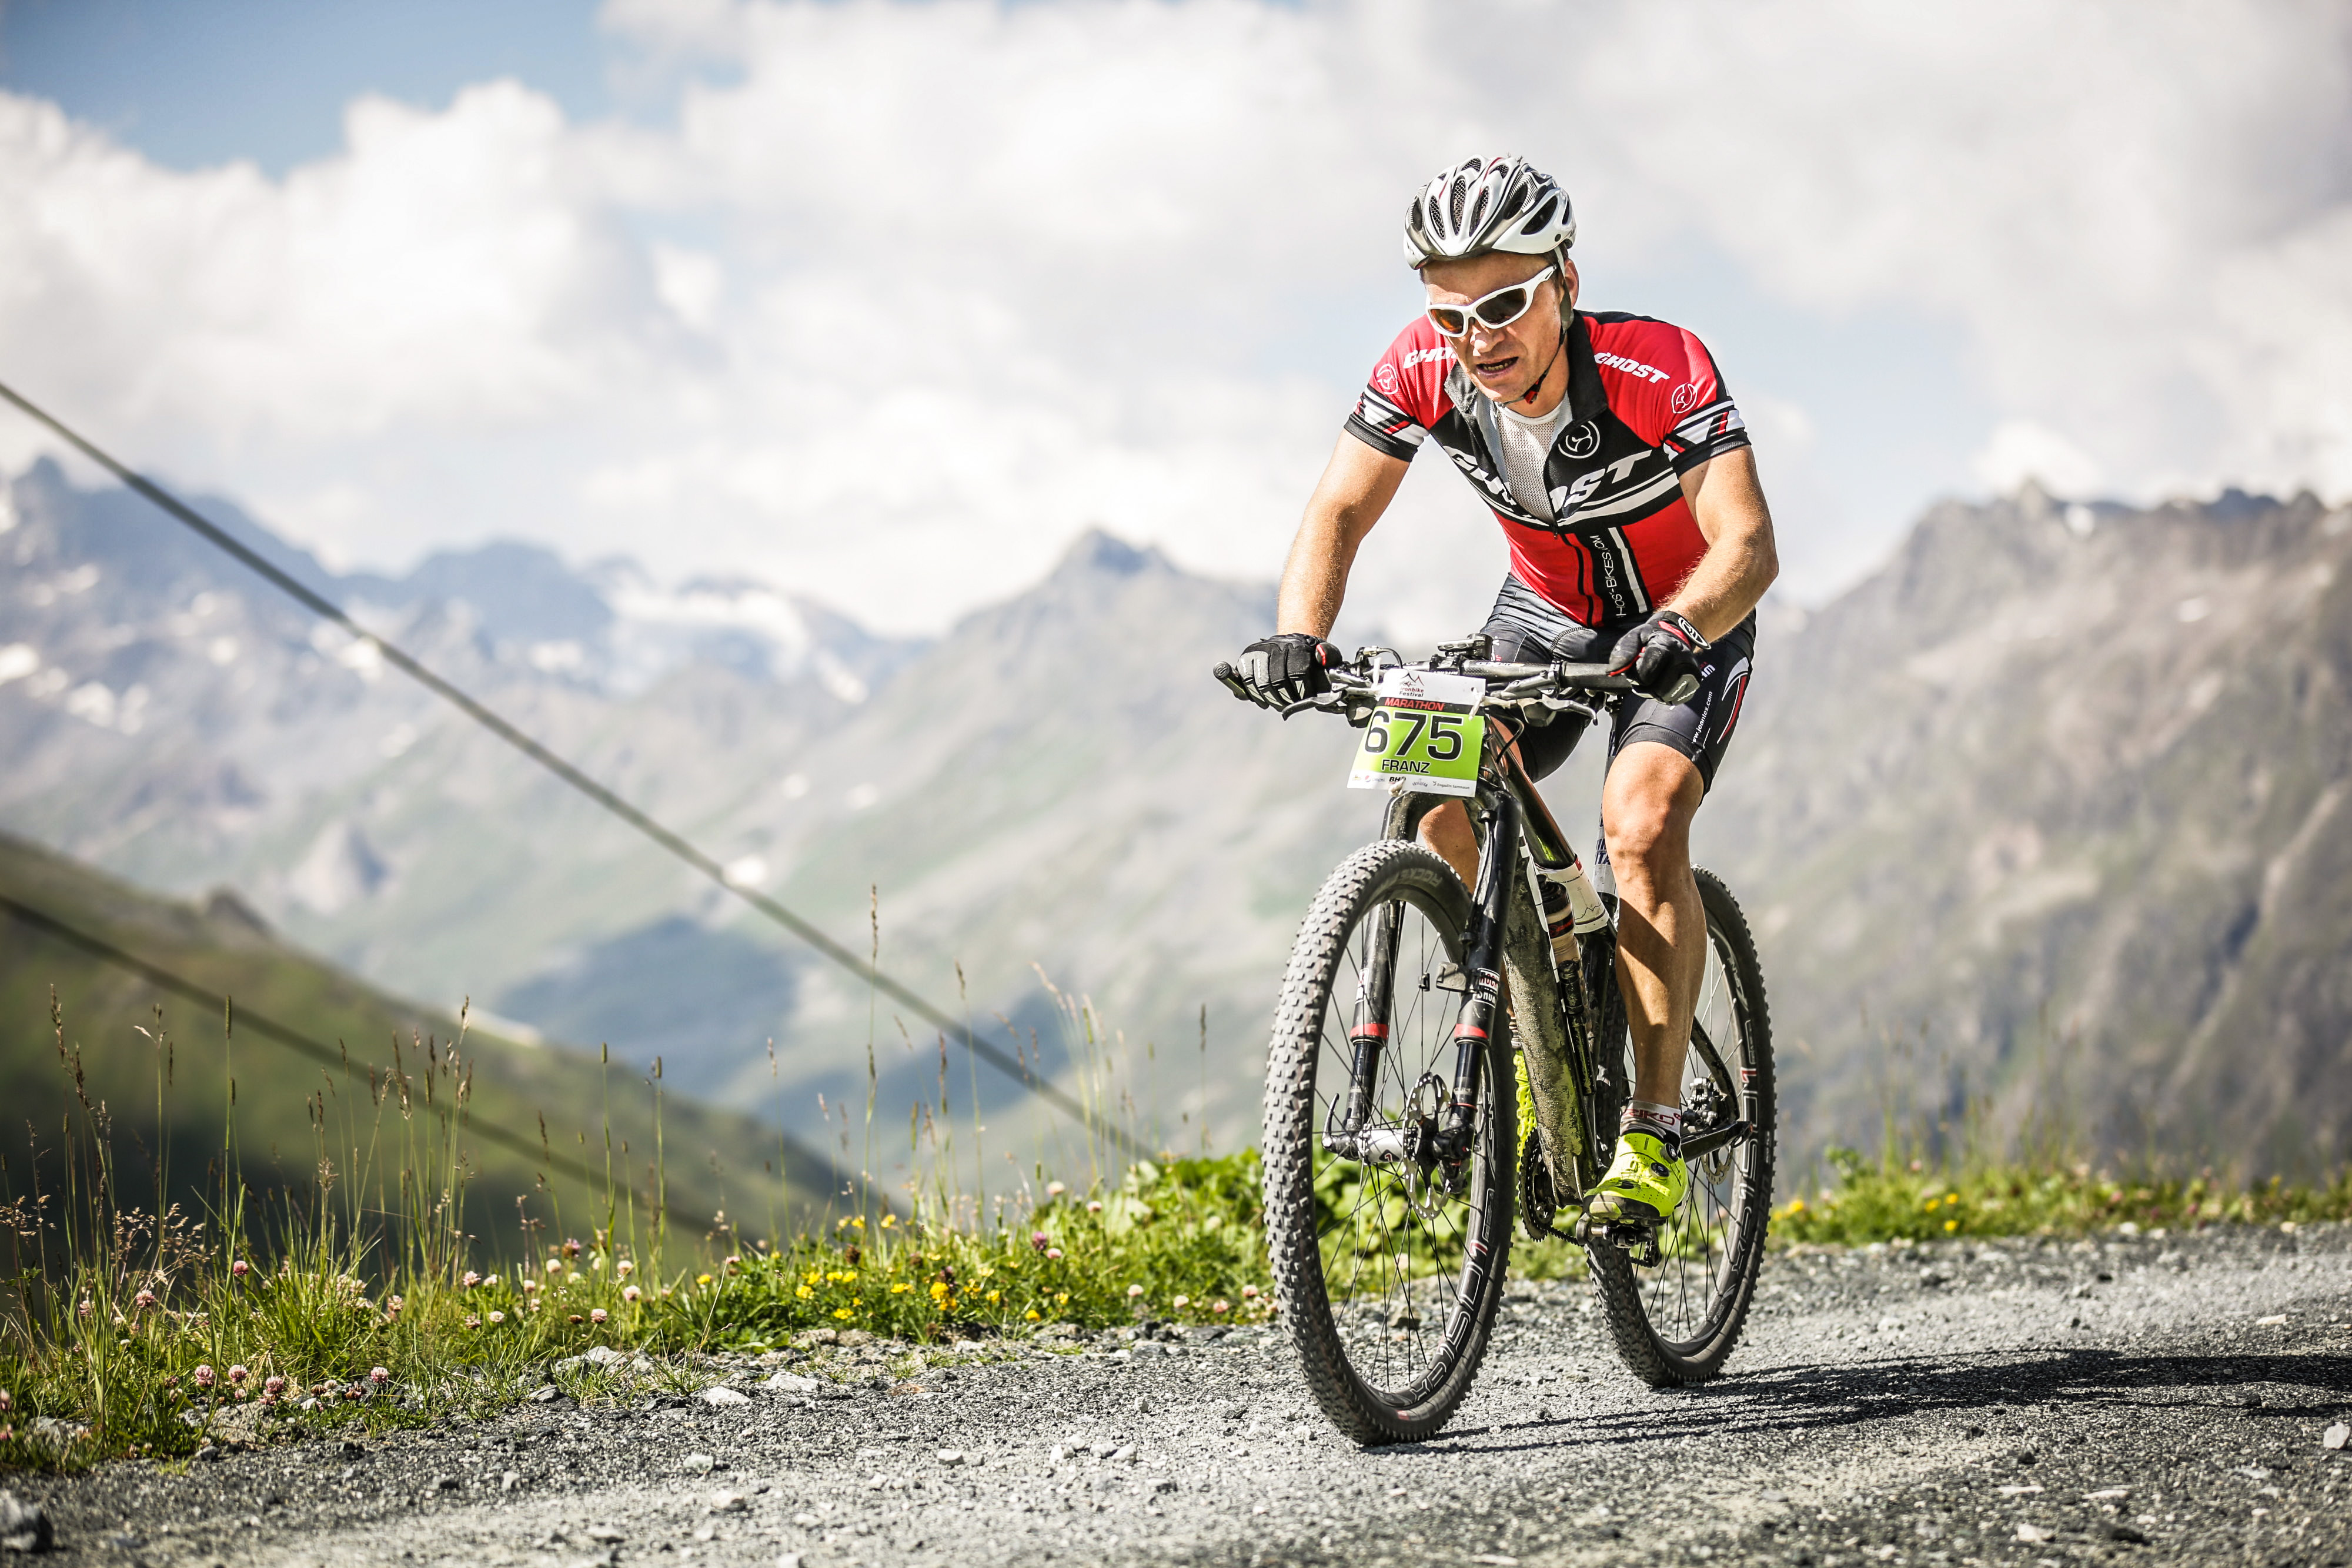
[1603,745,1701,875]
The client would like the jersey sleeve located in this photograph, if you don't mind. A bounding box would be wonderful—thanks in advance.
[1342,318,1452,462]
[1653,327,1750,474]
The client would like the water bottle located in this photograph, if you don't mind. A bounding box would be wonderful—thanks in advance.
[1536,850,1609,968]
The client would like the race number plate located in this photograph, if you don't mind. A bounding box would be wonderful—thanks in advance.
[1346,668,1485,797]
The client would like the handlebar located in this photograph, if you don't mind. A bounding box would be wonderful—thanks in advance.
[1258,654,1635,720]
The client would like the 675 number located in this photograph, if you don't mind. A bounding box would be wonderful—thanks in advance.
[1365,710,1465,762]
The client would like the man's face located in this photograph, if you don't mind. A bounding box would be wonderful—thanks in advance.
[1421,251,1579,406]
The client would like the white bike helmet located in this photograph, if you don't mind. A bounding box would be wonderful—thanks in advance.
[1402,155,1576,270]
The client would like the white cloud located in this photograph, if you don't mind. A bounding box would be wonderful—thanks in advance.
[0,0,2346,633]
[1973,420,2104,498]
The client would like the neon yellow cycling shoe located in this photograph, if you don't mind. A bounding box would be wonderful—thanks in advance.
[1585,1129,1687,1225]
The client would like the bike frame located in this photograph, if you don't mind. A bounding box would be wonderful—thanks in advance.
[1337,681,1755,1226]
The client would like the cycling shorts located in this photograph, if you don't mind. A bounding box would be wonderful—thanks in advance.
[1476,574,1755,791]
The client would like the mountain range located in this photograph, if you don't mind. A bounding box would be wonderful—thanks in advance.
[4,458,2347,1181]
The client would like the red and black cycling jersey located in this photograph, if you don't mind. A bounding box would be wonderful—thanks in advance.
[1343,310,1750,628]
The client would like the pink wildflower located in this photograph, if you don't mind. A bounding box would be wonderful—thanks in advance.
[462,1271,482,1289]
[230,1259,250,1278]
[1045,1181,1067,1199]
[1172,1295,1190,1310]
[563,1238,583,1259]
[723,1255,741,1273]
[1088,1200,1104,1214]
[193,1365,216,1388]
[0,1390,10,1411]
[464,1315,481,1329]
[226,1365,249,1385]
[544,1257,562,1276]
[522,1279,539,1295]
[616,1259,635,1279]
[1031,1231,1050,1252]
[483,1273,500,1289]
[133,1289,158,1312]
[1241,1284,1260,1299]
[1045,1248,1063,1261]
[487,1310,506,1325]
[263,1375,286,1397]
[1127,1284,1144,1299]
[1212,1299,1231,1315]
[590,1308,607,1325]
[369,1366,389,1385]
[622,1285,642,1304]
[76,1298,92,1319]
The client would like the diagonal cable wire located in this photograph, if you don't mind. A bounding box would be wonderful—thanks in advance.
[0,379,1139,1158]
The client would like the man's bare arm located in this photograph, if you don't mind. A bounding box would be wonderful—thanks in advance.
[1276,433,1411,637]
[1668,445,1779,641]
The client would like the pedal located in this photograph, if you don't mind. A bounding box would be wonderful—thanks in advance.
[1572,1210,1662,1266]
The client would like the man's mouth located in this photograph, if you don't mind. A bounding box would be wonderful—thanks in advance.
[1474,353,1520,379]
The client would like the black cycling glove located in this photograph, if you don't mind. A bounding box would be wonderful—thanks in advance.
[1216,633,1344,709]
[1607,610,1709,706]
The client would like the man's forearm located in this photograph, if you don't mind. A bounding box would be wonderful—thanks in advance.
[1666,527,1776,640]
[1277,514,1359,637]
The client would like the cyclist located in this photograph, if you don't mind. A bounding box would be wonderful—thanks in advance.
[1221,155,1779,1229]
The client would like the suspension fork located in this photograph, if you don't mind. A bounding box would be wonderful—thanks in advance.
[1338,898,1405,1137]
[1437,790,1521,1162]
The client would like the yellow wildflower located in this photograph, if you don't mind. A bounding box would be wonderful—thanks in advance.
[833,1308,854,1320]
[891,1282,913,1295]
[795,1285,814,1300]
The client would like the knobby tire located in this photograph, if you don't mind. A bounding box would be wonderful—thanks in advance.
[1585,867,1776,1386]
[1261,838,1516,1445]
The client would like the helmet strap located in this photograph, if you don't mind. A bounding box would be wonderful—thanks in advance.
[1514,261,1572,409]
[1518,322,1569,409]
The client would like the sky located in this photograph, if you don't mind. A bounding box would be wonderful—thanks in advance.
[3,0,2348,640]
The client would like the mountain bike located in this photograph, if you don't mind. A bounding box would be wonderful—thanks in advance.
[1224,636,1775,1444]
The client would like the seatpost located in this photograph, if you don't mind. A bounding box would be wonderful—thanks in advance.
[1440,790,1519,1161]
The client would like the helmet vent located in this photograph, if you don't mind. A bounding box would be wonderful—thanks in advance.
[1448,174,1469,230]
[1500,185,1528,222]
[1522,196,1556,235]
[1468,187,1491,232]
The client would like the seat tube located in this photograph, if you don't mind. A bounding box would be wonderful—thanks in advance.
[1442,790,1519,1151]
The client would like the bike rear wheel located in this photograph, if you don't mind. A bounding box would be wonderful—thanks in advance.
[1261,838,1515,1445]
[1586,867,1775,1386]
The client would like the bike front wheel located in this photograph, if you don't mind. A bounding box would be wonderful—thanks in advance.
[1587,866,1776,1386]
[1261,838,1515,1445]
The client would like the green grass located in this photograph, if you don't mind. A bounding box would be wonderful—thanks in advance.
[1772,1143,2352,1246]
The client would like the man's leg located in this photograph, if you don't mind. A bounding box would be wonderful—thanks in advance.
[1417,799,1480,891]
[1601,740,1707,1109]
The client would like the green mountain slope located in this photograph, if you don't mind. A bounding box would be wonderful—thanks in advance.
[0,830,842,1251]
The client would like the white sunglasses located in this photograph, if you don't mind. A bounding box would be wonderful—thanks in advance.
[1424,265,1557,339]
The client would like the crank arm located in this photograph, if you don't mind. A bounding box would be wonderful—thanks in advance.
[1679,1118,1752,1160]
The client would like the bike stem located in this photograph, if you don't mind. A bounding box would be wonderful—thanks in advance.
[1441,788,1521,1159]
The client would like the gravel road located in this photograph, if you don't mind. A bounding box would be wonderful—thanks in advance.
[13,1223,2351,1567]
